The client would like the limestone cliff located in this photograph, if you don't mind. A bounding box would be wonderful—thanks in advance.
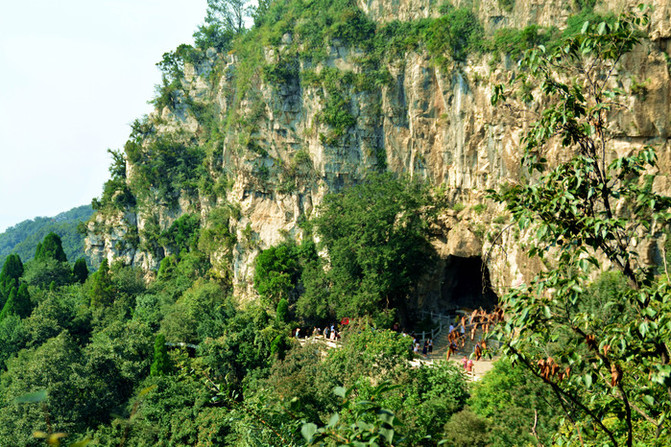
[86,0,671,308]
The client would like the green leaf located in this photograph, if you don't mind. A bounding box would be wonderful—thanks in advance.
[639,321,648,337]
[581,21,590,34]
[380,426,395,443]
[69,439,92,447]
[301,422,318,441]
[328,413,340,427]
[543,305,552,319]
[334,386,347,398]
[377,408,395,425]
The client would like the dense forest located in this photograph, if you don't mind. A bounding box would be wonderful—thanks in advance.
[0,205,92,270]
[1,0,670,446]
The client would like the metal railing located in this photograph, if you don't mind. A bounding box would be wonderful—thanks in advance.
[416,310,457,343]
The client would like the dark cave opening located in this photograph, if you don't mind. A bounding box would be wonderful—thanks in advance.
[441,255,498,310]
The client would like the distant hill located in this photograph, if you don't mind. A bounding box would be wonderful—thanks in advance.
[0,205,94,268]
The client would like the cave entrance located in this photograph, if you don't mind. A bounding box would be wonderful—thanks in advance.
[441,255,498,310]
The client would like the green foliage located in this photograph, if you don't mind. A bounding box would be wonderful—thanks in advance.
[150,333,172,376]
[254,241,303,306]
[318,90,357,145]
[89,259,114,307]
[160,280,230,343]
[0,205,92,269]
[0,284,31,321]
[491,8,671,445]
[276,297,289,323]
[302,174,436,321]
[0,333,87,445]
[23,287,92,348]
[302,383,403,446]
[470,359,561,446]
[197,304,279,393]
[0,253,23,286]
[0,314,27,369]
[498,0,514,12]
[488,25,559,61]
[0,288,18,322]
[563,10,616,38]
[388,362,470,444]
[442,407,490,447]
[23,257,73,289]
[72,258,89,284]
[206,0,254,34]
[573,0,597,12]
[126,134,205,208]
[194,22,235,52]
[35,232,68,263]
[424,8,484,64]
[326,325,413,382]
[160,213,201,254]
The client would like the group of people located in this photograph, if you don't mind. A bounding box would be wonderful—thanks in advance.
[412,336,433,357]
[292,324,342,341]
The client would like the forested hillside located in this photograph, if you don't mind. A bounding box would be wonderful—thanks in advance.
[0,205,92,269]
[1,0,670,445]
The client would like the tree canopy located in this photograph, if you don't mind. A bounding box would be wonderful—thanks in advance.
[302,174,436,321]
[491,7,671,445]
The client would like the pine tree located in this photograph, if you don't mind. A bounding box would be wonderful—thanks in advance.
[14,284,31,318]
[0,284,32,321]
[0,287,17,321]
[89,259,114,307]
[0,254,23,309]
[34,242,43,260]
[35,232,67,262]
[276,298,289,323]
[0,254,24,285]
[73,258,89,284]
[150,333,171,376]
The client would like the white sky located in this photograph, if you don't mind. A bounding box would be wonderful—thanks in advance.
[0,0,208,232]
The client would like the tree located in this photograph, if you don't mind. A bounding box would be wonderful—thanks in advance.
[22,258,73,289]
[0,332,87,445]
[491,7,671,445]
[0,288,17,322]
[205,0,253,34]
[0,254,23,308]
[34,232,67,263]
[301,383,404,446]
[254,242,302,307]
[0,254,23,287]
[89,259,114,307]
[72,258,89,284]
[0,284,32,320]
[469,359,561,446]
[304,174,436,320]
[276,298,289,323]
[150,333,171,377]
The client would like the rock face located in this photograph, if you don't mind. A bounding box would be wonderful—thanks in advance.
[86,0,671,309]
